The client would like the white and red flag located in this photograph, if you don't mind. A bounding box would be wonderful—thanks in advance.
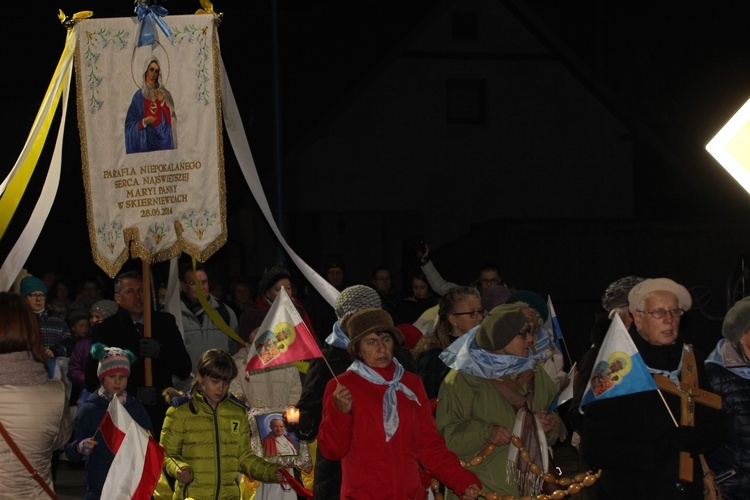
[246,289,323,372]
[99,396,164,500]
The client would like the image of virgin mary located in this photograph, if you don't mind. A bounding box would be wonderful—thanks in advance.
[125,57,176,153]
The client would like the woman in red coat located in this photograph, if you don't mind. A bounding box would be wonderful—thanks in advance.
[317,308,480,499]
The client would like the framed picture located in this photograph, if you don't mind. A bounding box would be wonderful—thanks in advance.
[248,406,311,470]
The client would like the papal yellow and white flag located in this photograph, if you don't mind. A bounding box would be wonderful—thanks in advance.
[75,11,226,276]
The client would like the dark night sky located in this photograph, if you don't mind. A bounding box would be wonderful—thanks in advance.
[3,0,750,284]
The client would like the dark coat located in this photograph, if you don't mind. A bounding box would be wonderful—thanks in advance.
[580,327,722,500]
[706,359,750,499]
[84,307,192,436]
[65,393,152,500]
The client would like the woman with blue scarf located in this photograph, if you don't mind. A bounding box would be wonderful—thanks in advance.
[436,303,560,498]
[317,308,480,499]
[705,296,750,499]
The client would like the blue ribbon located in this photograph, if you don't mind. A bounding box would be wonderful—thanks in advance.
[135,4,171,47]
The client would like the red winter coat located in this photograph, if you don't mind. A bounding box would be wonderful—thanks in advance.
[318,363,479,499]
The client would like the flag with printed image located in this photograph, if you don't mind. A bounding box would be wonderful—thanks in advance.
[580,314,657,409]
[99,396,164,500]
[246,290,323,372]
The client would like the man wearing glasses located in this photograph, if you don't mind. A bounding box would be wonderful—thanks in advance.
[581,278,722,499]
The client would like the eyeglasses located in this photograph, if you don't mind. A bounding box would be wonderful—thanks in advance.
[26,293,45,300]
[517,325,533,338]
[452,309,485,320]
[479,279,500,286]
[636,308,685,319]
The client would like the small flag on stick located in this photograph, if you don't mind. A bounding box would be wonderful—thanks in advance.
[99,396,164,500]
[580,314,657,410]
[246,290,324,373]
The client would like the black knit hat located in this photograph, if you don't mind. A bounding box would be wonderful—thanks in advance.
[258,266,291,295]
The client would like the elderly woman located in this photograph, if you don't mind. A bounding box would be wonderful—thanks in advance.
[0,292,71,498]
[436,303,560,499]
[705,296,750,499]
[317,308,480,499]
[412,286,483,399]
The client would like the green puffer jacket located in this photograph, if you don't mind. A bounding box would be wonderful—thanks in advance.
[160,391,277,500]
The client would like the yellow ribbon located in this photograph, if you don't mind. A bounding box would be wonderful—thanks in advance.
[0,21,79,241]
[58,10,93,29]
[195,0,214,15]
[191,257,247,346]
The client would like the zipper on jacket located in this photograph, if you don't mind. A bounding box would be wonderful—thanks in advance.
[213,406,221,500]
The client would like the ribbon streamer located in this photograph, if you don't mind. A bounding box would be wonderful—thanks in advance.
[135,4,171,47]
[279,468,313,498]
[191,257,247,346]
[0,26,77,291]
[220,57,340,308]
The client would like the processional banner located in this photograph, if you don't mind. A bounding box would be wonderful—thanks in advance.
[75,13,225,277]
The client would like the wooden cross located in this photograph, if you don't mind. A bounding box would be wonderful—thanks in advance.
[653,346,721,483]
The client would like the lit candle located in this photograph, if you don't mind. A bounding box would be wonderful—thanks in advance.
[285,407,299,424]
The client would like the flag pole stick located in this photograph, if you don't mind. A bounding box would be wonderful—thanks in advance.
[657,388,680,427]
[321,355,340,384]
[560,337,574,367]
[142,255,153,388]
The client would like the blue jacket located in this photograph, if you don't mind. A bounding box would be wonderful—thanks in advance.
[65,392,153,500]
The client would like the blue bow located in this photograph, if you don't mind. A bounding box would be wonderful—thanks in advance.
[135,4,171,47]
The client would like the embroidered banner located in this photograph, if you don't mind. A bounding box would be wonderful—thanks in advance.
[75,14,225,277]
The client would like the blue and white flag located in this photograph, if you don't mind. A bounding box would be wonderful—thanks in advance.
[580,314,657,409]
[546,295,564,353]
[547,363,576,412]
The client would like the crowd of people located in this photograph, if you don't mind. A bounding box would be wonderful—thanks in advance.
[0,246,748,500]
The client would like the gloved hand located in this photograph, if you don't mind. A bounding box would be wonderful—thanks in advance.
[77,438,97,455]
[137,386,159,406]
[139,338,161,359]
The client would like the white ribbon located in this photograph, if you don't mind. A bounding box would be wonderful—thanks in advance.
[219,56,339,307]
[0,28,76,291]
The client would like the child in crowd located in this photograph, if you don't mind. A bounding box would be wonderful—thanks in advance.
[66,343,152,500]
[160,349,283,499]
[68,300,118,409]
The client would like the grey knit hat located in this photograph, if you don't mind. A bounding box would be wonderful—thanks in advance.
[601,276,645,312]
[334,285,382,322]
[90,299,118,319]
[723,296,750,343]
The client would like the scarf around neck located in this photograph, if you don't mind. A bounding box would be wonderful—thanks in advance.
[325,320,350,348]
[630,325,684,386]
[98,387,128,404]
[439,328,538,379]
[706,338,750,380]
[347,358,419,441]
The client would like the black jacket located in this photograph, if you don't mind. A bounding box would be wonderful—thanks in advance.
[580,327,722,500]
[706,358,750,500]
[85,307,191,435]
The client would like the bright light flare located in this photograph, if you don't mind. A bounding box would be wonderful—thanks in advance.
[707,97,750,196]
